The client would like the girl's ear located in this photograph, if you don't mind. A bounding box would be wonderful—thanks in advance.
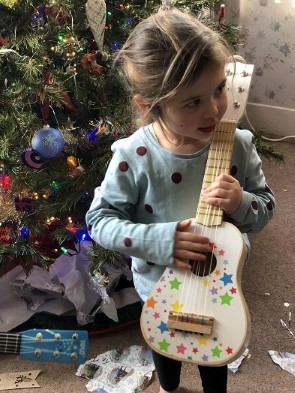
[133,94,150,113]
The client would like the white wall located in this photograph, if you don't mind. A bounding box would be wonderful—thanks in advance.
[226,0,295,136]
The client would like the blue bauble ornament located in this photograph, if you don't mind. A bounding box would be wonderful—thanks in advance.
[31,126,65,159]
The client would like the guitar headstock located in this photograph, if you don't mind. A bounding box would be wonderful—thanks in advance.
[20,329,89,364]
[223,59,254,123]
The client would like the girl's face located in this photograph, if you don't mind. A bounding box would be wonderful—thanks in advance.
[156,64,228,153]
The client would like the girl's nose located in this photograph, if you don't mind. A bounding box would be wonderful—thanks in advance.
[204,97,219,119]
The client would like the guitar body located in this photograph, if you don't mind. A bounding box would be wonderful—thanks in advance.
[140,221,250,366]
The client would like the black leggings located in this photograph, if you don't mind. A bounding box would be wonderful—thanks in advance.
[152,350,228,393]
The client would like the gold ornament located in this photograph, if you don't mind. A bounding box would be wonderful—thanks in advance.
[67,155,78,168]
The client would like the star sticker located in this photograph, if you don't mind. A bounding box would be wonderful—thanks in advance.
[230,287,237,294]
[215,270,221,276]
[192,347,199,354]
[158,321,169,333]
[211,346,222,357]
[226,347,233,354]
[171,301,183,312]
[211,298,218,304]
[160,276,166,282]
[220,272,233,286]
[220,292,234,305]
[153,312,160,319]
[148,336,155,343]
[210,286,218,295]
[169,277,182,290]
[198,336,208,345]
[203,278,210,287]
[156,287,162,293]
[218,249,225,256]
[146,296,157,308]
[158,338,170,352]
[176,343,187,354]
[202,354,209,361]
[169,331,176,338]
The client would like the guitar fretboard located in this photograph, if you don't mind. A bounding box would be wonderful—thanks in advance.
[196,120,237,226]
[0,333,21,354]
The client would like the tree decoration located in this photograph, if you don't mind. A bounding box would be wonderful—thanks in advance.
[86,0,106,50]
[21,148,43,169]
[31,126,65,159]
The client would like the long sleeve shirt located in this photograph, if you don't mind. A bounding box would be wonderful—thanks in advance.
[86,125,275,301]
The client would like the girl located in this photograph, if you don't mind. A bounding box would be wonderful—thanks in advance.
[86,9,275,393]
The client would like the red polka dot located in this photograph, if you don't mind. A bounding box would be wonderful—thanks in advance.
[267,201,273,210]
[230,165,238,176]
[124,237,132,247]
[145,204,153,213]
[136,146,147,156]
[119,161,129,172]
[171,172,182,184]
[251,200,258,210]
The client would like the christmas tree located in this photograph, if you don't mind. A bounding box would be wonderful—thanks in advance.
[0,0,274,277]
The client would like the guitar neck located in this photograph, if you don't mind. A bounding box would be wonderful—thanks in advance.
[196,120,237,226]
[0,332,21,354]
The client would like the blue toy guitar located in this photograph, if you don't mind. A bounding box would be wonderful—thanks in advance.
[0,329,89,364]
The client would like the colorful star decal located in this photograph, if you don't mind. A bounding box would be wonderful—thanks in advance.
[220,292,234,305]
[171,300,183,312]
[153,312,160,319]
[157,321,169,333]
[226,347,233,355]
[218,249,225,256]
[210,286,218,295]
[203,278,210,287]
[146,296,157,308]
[176,343,187,354]
[158,338,170,352]
[192,347,199,354]
[156,287,162,293]
[220,272,233,286]
[230,287,237,294]
[197,336,208,345]
[211,346,222,357]
[169,277,182,290]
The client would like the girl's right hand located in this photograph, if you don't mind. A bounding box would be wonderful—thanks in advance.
[173,219,212,270]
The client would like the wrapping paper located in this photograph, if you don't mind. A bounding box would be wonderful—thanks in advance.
[76,345,155,393]
[268,351,295,377]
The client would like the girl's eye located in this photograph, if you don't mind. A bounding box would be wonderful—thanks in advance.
[215,83,226,96]
[187,99,200,108]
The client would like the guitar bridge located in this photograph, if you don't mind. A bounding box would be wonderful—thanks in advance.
[167,311,214,335]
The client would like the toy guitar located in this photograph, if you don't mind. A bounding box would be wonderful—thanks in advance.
[0,329,89,364]
[141,60,254,366]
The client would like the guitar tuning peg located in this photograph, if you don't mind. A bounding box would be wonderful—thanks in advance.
[34,348,42,357]
[238,86,245,93]
[225,69,232,76]
[234,101,241,108]
[242,70,249,77]
[71,352,78,360]
[53,350,61,359]
[54,333,62,341]
[72,333,79,341]
[35,332,43,341]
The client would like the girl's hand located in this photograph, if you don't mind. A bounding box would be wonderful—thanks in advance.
[202,174,242,215]
[173,219,212,270]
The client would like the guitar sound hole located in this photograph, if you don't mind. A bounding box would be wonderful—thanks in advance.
[189,252,217,277]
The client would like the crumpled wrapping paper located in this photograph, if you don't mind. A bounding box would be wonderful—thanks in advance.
[0,242,138,332]
[268,350,295,377]
[76,345,155,393]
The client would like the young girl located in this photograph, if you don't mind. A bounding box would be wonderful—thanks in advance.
[86,9,275,393]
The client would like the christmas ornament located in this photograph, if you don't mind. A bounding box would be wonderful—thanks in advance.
[218,4,225,24]
[21,148,43,169]
[31,126,65,159]
[67,155,78,168]
[80,51,105,74]
[14,196,35,212]
[70,161,84,176]
[86,0,106,50]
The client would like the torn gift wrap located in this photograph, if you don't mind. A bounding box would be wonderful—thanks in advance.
[76,345,155,393]
[268,351,295,377]
[0,370,41,391]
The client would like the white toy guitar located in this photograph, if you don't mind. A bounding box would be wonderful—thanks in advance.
[141,60,254,366]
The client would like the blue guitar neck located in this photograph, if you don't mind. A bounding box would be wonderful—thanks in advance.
[0,329,89,364]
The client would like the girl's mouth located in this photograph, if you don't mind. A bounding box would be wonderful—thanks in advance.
[198,125,216,134]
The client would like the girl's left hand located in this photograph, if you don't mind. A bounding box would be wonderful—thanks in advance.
[202,174,242,215]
